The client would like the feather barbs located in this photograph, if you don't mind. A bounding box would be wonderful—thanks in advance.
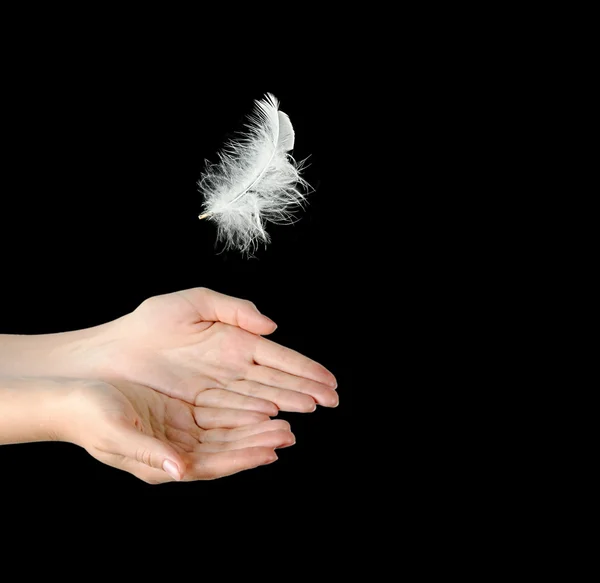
[197,93,310,254]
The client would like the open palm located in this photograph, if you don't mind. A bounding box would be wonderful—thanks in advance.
[71,378,295,484]
[92,288,338,414]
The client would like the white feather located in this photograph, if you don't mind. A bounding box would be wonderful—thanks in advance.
[198,93,310,254]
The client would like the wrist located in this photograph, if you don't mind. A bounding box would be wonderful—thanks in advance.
[0,377,74,445]
[0,319,121,380]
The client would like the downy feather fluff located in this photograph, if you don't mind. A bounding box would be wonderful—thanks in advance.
[198,93,310,254]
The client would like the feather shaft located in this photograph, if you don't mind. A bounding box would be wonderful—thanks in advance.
[197,93,309,253]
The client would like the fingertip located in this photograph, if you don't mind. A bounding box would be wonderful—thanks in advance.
[251,397,279,417]
[325,374,338,389]
[322,390,340,408]
[279,420,292,431]
[259,315,278,335]
[163,459,182,481]
[255,447,278,465]
[266,419,291,432]
[277,432,296,448]
[310,364,337,388]
[241,410,271,424]
[243,314,277,336]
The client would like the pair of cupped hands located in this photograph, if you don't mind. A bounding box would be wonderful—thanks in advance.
[32,288,338,484]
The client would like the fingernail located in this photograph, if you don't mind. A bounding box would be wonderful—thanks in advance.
[163,459,181,481]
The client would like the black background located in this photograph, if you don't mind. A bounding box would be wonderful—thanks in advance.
[0,15,543,572]
[0,26,491,561]
[0,63,362,516]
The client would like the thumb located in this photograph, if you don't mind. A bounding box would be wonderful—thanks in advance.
[179,287,277,335]
[112,422,186,481]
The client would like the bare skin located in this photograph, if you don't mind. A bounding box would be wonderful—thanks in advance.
[0,376,294,484]
[0,288,339,414]
[0,287,338,483]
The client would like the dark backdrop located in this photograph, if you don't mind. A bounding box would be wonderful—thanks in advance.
[0,68,359,514]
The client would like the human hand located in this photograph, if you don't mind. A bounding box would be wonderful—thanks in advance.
[82,288,338,414]
[61,378,294,484]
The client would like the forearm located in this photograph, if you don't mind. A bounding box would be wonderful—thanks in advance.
[0,377,70,445]
[0,322,116,378]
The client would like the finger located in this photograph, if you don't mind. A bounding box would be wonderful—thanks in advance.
[245,366,339,408]
[178,287,277,336]
[253,337,337,387]
[194,388,278,416]
[194,429,295,453]
[201,419,291,443]
[108,420,185,481]
[193,407,270,429]
[186,447,278,480]
[110,456,172,485]
[117,445,280,484]
[226,379,318,412]
[165,426,204,449]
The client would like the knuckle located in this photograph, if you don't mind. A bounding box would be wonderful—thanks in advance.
[139,295,160,309]
[136,449,153,467]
